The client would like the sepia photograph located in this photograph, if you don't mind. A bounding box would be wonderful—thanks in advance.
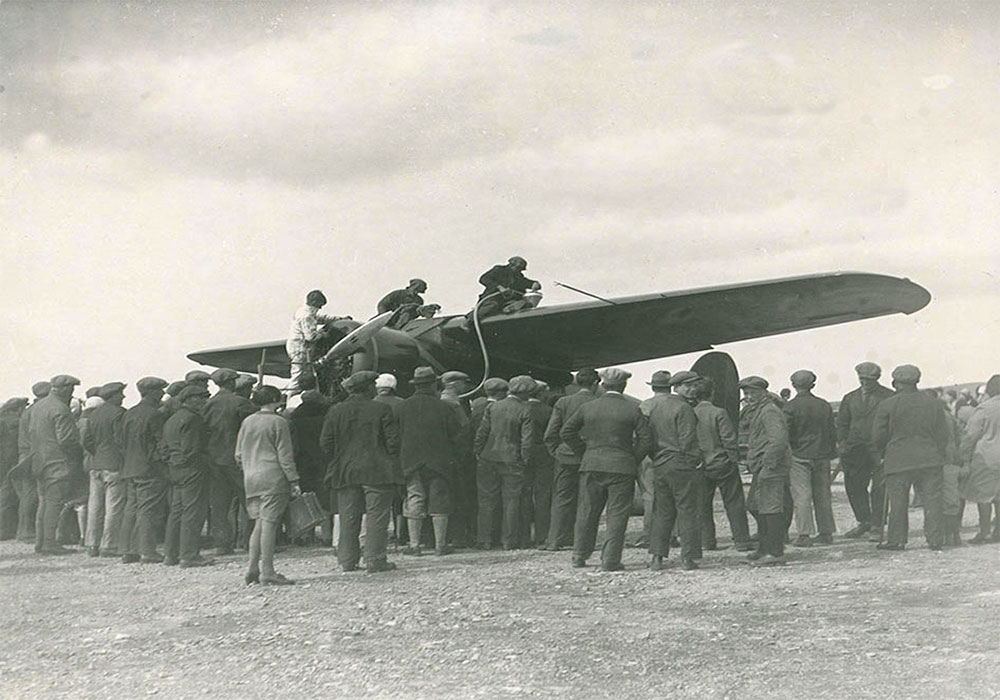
[1,1,998,697]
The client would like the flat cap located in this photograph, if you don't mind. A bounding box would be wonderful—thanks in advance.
[2,397,29,412]
[790,370,817,387]
[600,368,632,384]
[668,371,700,387]
[178,385,210,402]
[891,364,921,383]
[84,396,105,411]
[409,278,427,288]
[375,373,398,389]
[508,256,527,267]
[31,381,51,398]
[483,377,509,393]
[738,376,770,390]
[234,375,256,390]
[854,362,882,379]
[50,375,81,388]
[575,368,599,385]
[533,380,549,393]
[410,367,438,385]
[85,386,102,399]
[184,370,211,384]
[441,370,471,384]
[508,375,537,394]
[341,370,379,393]
[300,390,327,405]
[98,382,126,399]
[136,377,168,394]
[210,368,239,385]
[165,381,187,397]
[647,370,672,388]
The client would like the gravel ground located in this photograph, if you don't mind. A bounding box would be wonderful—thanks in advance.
[1,484,998,700]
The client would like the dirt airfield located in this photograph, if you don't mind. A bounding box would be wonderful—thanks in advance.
[1,485,998,700]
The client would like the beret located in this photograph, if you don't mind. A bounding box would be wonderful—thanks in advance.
[483,378,509,393]
[854,362,882,379]
[184,370,211,383]
[575,368,599,384]
[210,368,239,385]
[891,364,921,383]
[31,381,52,398]
[165,381,187,397]
[84,396,105,411]
[136,377,168,394]
[178,385,210,402]
[50,374,81,388]
[1,397,29,412]
[600,368,632,384]
[300,390,327,405]
[234,375,256,389]
[409,367,438,385]
[85,386,102,399]
[441,371,471,383]
[647,370,672,388]
[668,371,700,387]
[790,370,817,386]
[341,370,379,393]
[376,373,399,389]
[98,382,127,399]
[738,376,770,390]
[508,375,537,394]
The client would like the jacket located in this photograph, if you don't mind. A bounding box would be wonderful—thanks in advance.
[560,392,652,476]
[320,394,402,488]
[527,399,554,469]
[641,393,701,470]
[202,388,256,468]
[161,406,209,471]
[288,402,329,495]
[478,265,538,299]
[83,402,126,472]
[474,395,533,466]
[740,397,792,480]
[397,392,462,477]
[544,388,597,463]
[0,411,20,476]
[235,410,299,499]
[872,388,948,474]
[694,400,739,476]
[27,394,83,481]
[121,399,168,480]
[784,391,837,460]
[836,384,894,450]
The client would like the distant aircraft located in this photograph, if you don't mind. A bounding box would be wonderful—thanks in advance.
[188,271,930,415]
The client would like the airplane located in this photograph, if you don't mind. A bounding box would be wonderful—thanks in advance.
[188,271,930,419]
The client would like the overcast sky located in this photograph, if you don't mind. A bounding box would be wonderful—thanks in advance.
[2,1,998,402]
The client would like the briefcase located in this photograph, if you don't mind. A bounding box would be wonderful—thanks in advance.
[288,492,326,538]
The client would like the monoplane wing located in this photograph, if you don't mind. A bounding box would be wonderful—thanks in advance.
[188,340,291,377]
[478,272,930,372]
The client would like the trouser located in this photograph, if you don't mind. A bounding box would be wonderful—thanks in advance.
[34,478,70,551]
[286,350,310,394]
[476,460,524,548]
[573,471,634,566]
[449,455,477,545]
[86,470,126,552]
[337,485,395,569]
[546,459,581,548]
[756,513,786,557]
[121,477,169,557]
[976,502,1000,537]
[649,465,705,560]
[165,467,209,562]
[12,474,37,540]
[700,466,751,547]
[885,466,943,548]
[0,473,18,538]
[520,459,553,546]
[636,458,654,543]
[209,463,245,550]
[841,445,885,528]
[790,457,836,537]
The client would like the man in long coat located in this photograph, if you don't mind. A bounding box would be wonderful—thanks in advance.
[959,374,1000,543]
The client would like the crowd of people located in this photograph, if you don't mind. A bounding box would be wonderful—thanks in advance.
[1,356,998,583]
